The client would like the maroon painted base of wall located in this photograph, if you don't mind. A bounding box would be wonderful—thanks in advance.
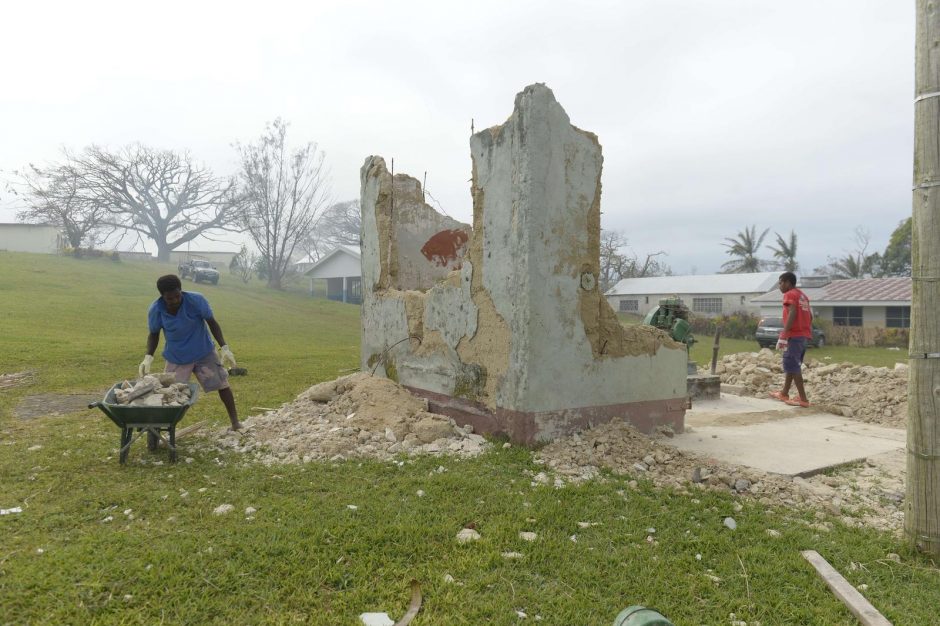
[404,386,687,445]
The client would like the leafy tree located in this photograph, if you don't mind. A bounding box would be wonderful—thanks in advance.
[720,225,770,273]
[66,144,239,261]
[877,217,912,277]
[769,230,799,272]
[236,118,330,289]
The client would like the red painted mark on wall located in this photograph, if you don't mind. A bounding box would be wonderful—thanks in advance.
[421,229,469,268]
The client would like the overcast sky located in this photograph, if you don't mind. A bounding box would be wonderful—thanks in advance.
[0,0,914,275]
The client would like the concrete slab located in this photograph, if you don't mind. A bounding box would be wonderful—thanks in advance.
[673,396,904,476]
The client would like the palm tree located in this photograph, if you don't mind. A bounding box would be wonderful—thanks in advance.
[827,254,866,279]
[720,225,770,273]
[769,230,799,272]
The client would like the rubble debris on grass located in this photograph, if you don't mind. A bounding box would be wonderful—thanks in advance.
[113,374,193,407]
[0,371,35,391]
[215,373,488,463]
[709,349,908,427]
[536,419,905,535]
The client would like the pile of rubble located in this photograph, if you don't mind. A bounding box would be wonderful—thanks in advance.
[113,374,193,407]
[709,349,909,427]
[219,373,487,464]
[536,420,905,534]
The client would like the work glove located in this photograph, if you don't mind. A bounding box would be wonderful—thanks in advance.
[775,338,788,351]
[219,344,237,369]
[138,354,154,378]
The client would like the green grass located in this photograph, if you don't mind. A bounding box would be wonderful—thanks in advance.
[1,251,937,625]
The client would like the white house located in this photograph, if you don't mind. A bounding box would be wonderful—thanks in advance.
[304,245,362,304]
[605,272,780,318]
[0,223,63,254]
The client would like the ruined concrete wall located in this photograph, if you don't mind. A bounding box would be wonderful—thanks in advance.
[361,84,687,442]
[468,84,687,420]
[360,158,478,395]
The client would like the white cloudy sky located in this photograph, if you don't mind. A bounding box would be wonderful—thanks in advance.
[0,0,914,274]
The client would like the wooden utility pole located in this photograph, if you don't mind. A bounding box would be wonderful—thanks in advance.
[907,0,940,557]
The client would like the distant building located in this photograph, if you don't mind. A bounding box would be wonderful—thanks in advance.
[0,223,63,254]
[168,250,240,269]
[751,276,912,331]
[605,272,780,318]
[304,245,362,304]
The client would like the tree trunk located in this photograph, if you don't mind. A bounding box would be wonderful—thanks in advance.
[907,0,940,557]
[157,243,171,263]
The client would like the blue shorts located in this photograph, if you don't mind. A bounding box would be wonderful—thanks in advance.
[782,337,808,374]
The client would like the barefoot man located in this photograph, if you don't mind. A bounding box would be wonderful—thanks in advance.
[139,274,242,430]
[769,271,812,407]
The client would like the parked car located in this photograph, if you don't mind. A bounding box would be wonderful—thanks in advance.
[755,317,825,348]
[178,259,220,285]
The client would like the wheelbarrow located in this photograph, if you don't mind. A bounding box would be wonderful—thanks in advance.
[89,382,200,464]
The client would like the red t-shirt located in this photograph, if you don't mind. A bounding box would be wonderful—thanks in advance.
[782,287,812,338]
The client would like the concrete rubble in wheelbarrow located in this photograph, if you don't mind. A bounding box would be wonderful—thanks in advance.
[359,83,688,444]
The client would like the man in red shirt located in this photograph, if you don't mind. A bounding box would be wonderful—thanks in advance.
[769,272,812,407]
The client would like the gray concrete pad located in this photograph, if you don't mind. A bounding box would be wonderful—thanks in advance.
[673,394,904,476]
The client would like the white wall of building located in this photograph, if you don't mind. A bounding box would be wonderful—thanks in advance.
[0,224,61,254]
[608,292,764,319]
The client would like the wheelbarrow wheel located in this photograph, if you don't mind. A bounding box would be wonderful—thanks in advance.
[147,429,159,452]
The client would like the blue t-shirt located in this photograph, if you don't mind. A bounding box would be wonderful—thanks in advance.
[148,291,216,365]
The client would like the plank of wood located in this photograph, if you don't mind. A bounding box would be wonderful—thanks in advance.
[801,550,892,626]
[176,421,207,439]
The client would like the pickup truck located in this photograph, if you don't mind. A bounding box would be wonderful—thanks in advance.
[178,259,220,285]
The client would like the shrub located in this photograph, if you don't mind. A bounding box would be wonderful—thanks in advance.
[689,311,760,341]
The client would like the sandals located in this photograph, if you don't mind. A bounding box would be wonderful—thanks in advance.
[784,398,810,408]
[769,391,789,402]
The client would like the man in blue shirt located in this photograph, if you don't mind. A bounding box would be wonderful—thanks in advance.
[139,274,241,430]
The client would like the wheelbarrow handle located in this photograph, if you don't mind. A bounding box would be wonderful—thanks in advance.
[88,402,101,409]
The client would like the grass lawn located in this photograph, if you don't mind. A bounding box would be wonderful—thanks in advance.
[1,252,937,624]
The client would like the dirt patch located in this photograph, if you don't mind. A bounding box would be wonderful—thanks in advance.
[214,373,487,463]
[710,349,908,427]
[14,392,103,420]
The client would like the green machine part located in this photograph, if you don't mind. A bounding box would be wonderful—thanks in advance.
[642,297,695,346]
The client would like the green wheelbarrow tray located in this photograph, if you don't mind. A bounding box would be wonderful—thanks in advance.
[89,382,200,464]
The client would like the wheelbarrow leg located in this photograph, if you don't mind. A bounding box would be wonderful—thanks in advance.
[168,425,178,463]
[147,429,159,452]
[119,428,132,464]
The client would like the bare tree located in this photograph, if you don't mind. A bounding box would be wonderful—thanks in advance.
[236,118,330,289]
[63,144,239,261]
[814,226,877,279]
[599,229,670,292]
[303,198,360,261]
[8,161,107,254]
[230,244,258,284]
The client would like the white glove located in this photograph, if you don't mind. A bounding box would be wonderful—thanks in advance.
[775,338,788,351]
[138,354,154,378]
[219,344,237,369]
